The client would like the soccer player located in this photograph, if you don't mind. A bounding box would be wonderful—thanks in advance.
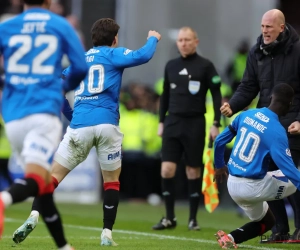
[213,83,300,249]
[0,0,88,249]
[12,18,161,246]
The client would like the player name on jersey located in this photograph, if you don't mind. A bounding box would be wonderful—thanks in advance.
[243,116,267,133]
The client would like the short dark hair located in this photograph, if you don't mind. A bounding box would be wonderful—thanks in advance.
[91,18,120,47]
[272,83,294,106]
[23,0,45,5]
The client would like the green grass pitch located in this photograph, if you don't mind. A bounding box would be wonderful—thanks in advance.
[1,201,298,249]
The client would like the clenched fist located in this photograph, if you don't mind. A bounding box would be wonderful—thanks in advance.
[148,30,161,41]
[220,102,233,117]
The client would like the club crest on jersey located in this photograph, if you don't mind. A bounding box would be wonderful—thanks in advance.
[188,80,200,95]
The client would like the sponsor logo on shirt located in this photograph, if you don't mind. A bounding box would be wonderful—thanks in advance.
[179,68,188,75]
[24,13,51,21]
[123,49,132,55]
[286,148,291,157]
[254,112,270,123]
[75,96,99,102]
[10,76,39,85]
[86,49,99,55]
[228,157,246,172]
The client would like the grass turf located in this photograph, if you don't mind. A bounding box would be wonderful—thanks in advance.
[1,201,298,249]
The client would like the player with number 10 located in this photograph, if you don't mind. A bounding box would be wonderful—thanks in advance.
[213,83,300,248]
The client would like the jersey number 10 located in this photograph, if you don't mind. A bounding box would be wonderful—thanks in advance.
[233,127,261,163]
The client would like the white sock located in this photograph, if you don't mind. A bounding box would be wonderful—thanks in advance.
[58,244,72,250]
[1,191,13,207]
[103,228,112,238]
[228,234,235,242]
[30,210,40,218]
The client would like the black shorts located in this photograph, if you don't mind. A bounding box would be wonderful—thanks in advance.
[161,114,205,167]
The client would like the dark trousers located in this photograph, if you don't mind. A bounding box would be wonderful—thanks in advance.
[268,149,300,233]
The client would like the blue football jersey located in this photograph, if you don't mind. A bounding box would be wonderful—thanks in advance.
[0,8,88,123]
[214,107,300,189]
[63,36,158,128]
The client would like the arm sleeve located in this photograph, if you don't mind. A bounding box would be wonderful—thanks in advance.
[214,114,240,169]
[206,62,222,123]
[270,133,300,190]
[214,126,236,169]
[228,52,260,115]
[61,22,88,93]
[60,69,73,121]
[61,97,73,122]
[159,64,170,122]
[111,37,158,68]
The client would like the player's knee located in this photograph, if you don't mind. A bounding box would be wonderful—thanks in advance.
[161,162,176,178]
[186,166,200,179]
[161,169,175,178]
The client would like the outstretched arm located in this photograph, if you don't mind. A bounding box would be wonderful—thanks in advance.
[111,31,161,68]
[214,126,236,169]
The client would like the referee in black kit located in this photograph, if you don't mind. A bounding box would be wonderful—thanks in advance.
[152,26,222,230]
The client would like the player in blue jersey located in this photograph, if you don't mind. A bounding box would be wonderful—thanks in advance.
[213,83,300,249]
[0,0,88,249]
[12,18,161,246]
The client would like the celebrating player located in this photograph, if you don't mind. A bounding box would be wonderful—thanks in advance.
[12,18,161,246]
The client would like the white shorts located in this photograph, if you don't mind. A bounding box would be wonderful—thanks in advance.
[228,170,297,221]
[5,114,62,171]
[55,124,123,171]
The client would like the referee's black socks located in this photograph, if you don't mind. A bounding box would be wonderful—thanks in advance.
[162,178,175,220]
[188,178,201,221]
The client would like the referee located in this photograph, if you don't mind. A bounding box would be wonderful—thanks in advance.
[152,26,222,230]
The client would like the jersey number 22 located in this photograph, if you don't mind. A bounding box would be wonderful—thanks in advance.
[7,34,58,75]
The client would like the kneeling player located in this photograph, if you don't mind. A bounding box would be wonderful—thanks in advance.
[213,83,300,249]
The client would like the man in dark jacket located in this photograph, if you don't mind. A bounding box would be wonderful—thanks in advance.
[221,9,300,243]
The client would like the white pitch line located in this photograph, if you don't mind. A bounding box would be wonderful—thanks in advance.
[5,218,285,250]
